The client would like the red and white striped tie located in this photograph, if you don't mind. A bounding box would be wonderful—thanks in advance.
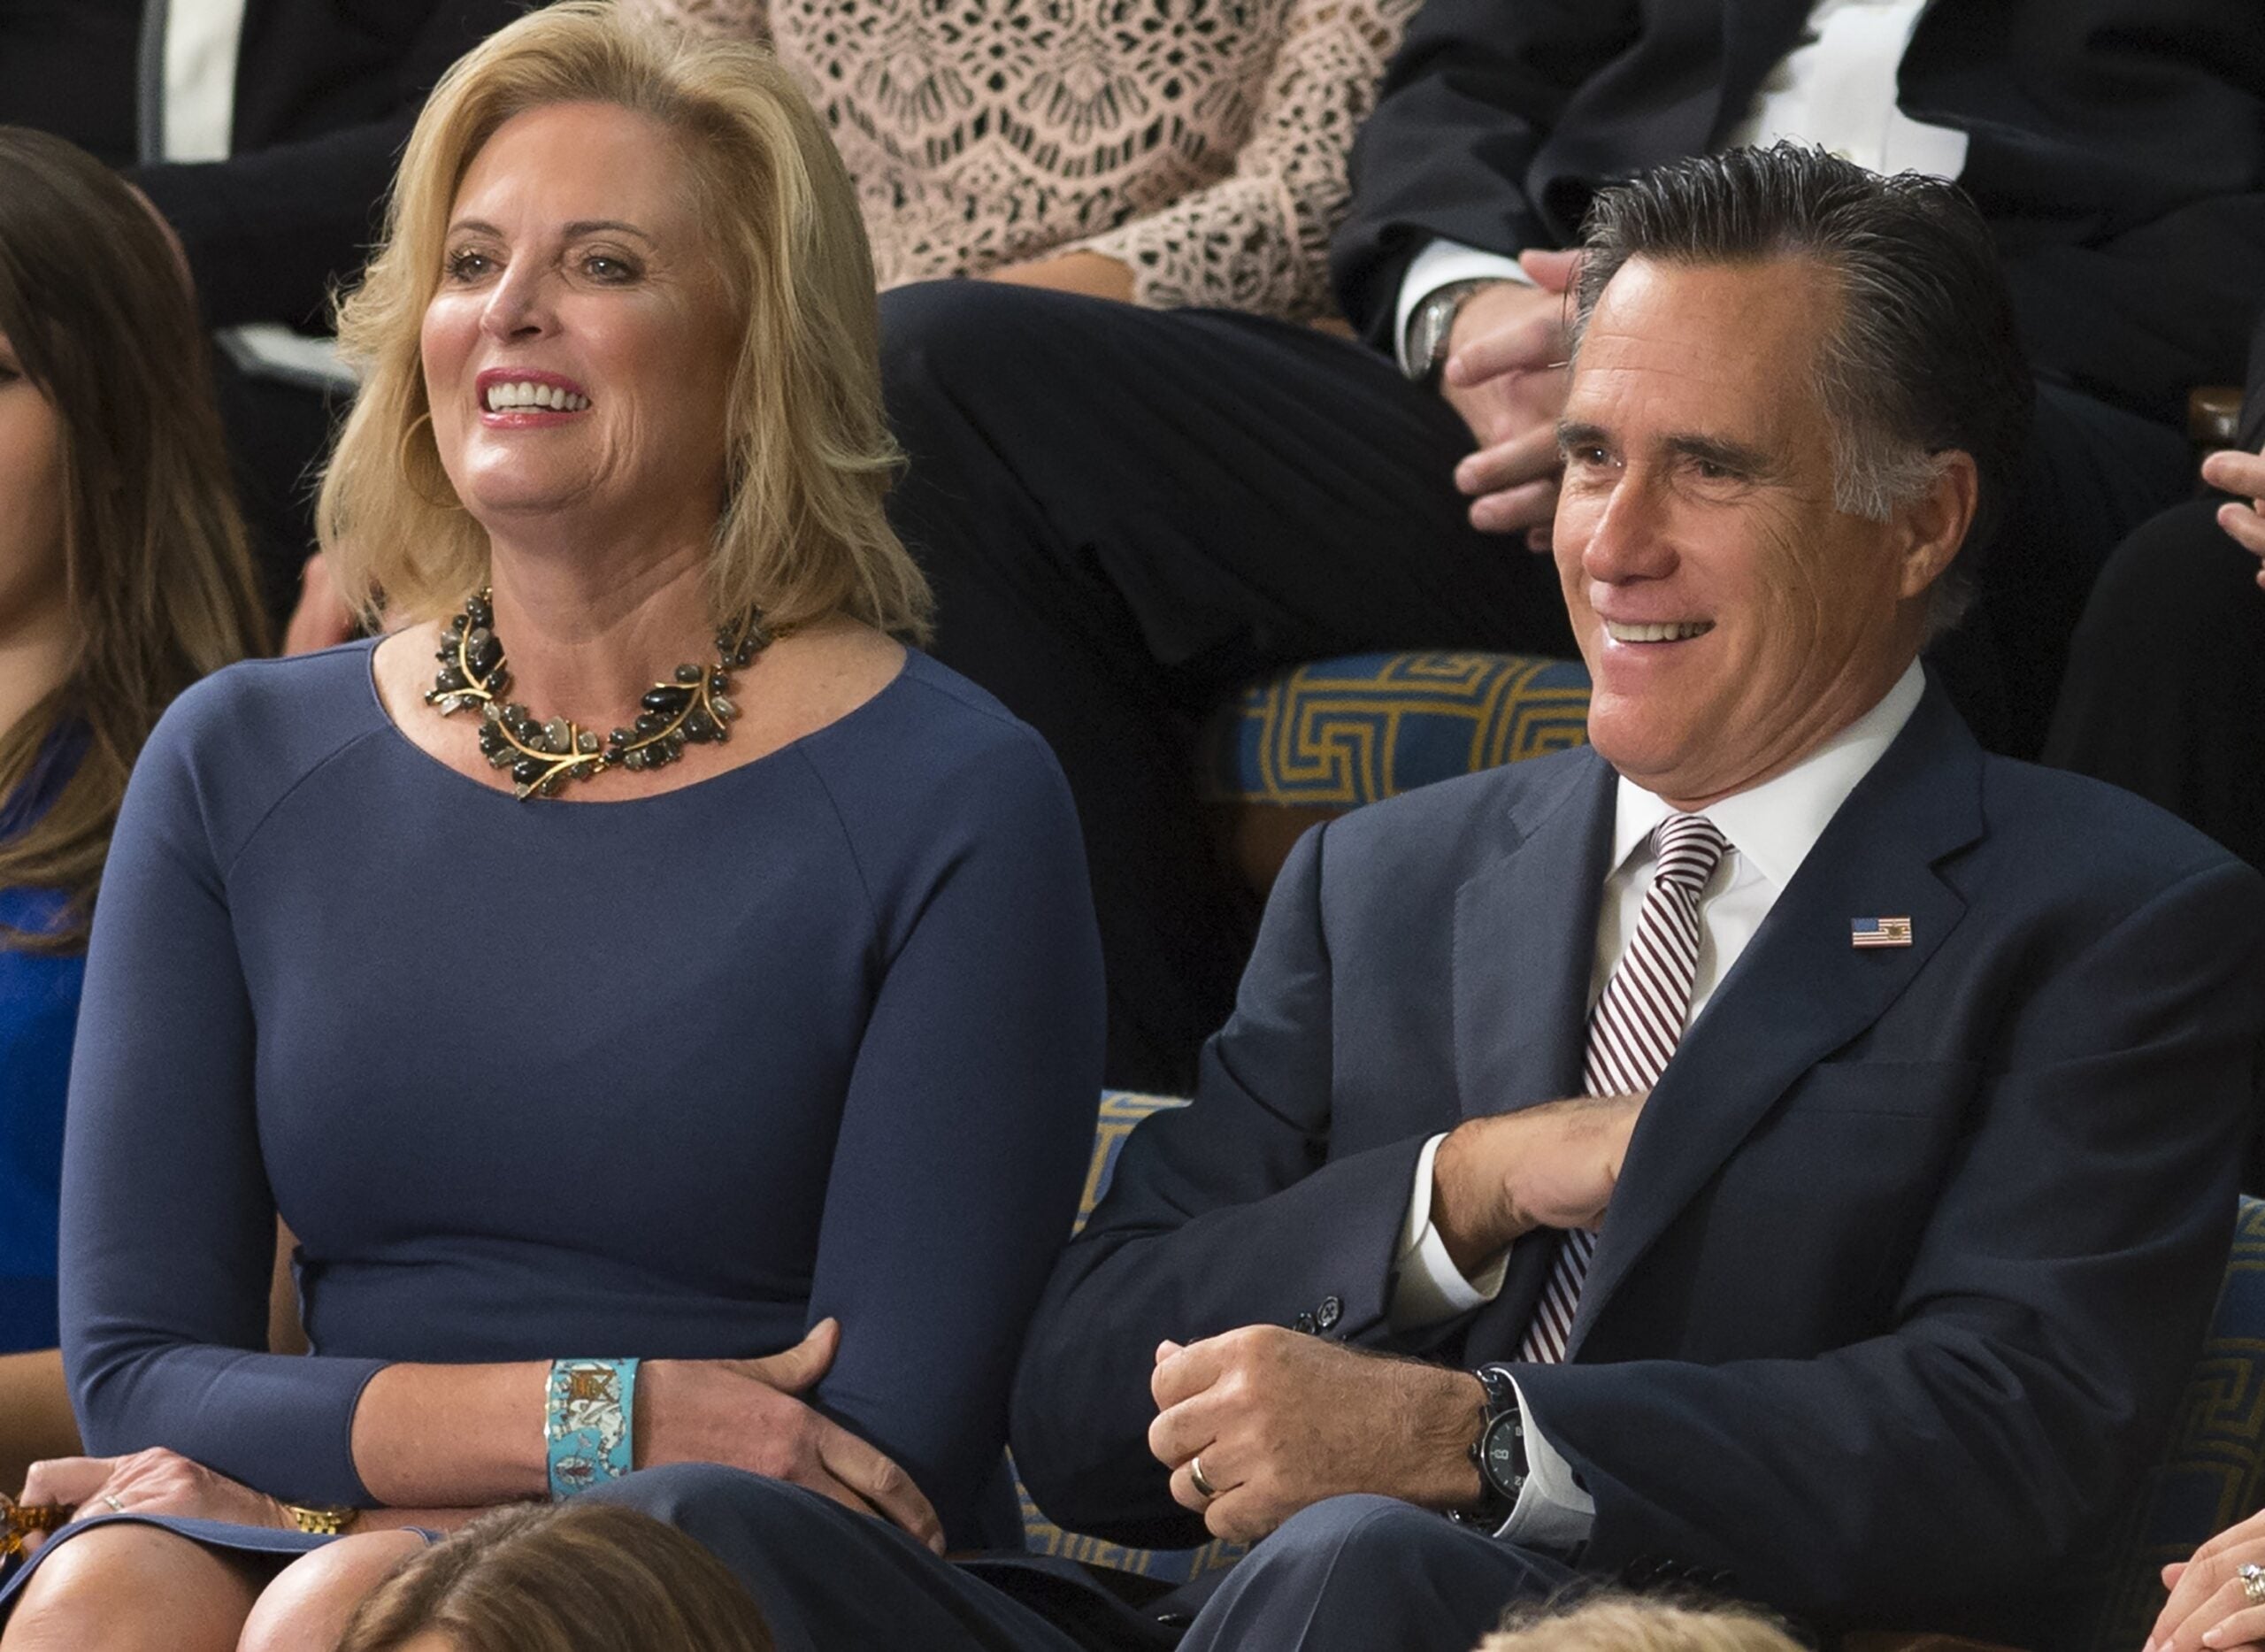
[1516,811,1729,1364]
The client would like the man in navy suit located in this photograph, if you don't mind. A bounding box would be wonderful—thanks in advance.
[1007,147,2265,1649]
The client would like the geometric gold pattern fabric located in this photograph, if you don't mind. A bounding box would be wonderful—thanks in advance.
[1202,652,1592,806]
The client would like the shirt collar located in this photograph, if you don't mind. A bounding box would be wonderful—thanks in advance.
[1608,659,1926,890]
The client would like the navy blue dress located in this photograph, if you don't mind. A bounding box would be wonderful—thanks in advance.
[7,641,1102,1602]
[0,728,88,1355]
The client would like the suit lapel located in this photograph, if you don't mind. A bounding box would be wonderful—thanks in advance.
[1450,751,1617,1121]
[1565,687,1985,1354]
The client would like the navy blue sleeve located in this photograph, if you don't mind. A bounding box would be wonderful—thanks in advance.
[58,686,386,1505]
[800,718,1105,1544]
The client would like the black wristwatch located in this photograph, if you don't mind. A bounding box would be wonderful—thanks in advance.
[1450,1363,1528,1531]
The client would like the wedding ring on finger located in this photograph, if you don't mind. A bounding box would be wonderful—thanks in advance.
[101,1495,126,1516]
[2239,1560,2265,1605]
[1188,1455,1219,1502]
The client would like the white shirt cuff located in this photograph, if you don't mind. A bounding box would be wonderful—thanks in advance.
[1494,1374,1596,1551]
[1393,240,1536,375]
[1388,1133,1511,1331]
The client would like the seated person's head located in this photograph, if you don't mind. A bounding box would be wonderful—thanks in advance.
[0,125,264,941]
[320,0,927,642]
[1478,1594,1807,1652]
[335,1502,775,1652]
[1554,142,2032,807]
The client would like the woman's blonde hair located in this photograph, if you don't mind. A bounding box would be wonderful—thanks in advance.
[1478,1595,1808,1652]
[336,1502,775,1652]
[318,0,931,641]
[0,127,266,951]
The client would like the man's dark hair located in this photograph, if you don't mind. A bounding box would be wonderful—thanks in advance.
[1571,143,2034,634]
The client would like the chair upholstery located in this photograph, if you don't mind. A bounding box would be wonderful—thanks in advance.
[1201,652,1591,808]
[1024,1103,2265,1647]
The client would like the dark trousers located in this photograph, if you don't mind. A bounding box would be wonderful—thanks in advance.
[2045,497,2265,875]
[595,1468,1572,1652]
[880,280,2191,1091]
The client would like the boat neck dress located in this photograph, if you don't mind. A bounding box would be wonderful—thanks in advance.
[3,638,1102,1602]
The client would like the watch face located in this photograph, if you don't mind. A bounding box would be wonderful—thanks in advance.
[1482,1410,1526,1498]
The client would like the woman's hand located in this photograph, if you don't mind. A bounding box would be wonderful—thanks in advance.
[638,1318,944,1554]
[2201,447,2265,591]
[14,1449,289,1556]
[2146,1505,2265,1651]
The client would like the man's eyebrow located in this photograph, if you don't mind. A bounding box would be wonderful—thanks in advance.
[1556,419,1610,450]
[1661,432,1777,477]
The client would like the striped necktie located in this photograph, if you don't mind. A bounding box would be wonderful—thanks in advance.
[1516,811,1730,1364]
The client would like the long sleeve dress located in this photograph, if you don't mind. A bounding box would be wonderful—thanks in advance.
[2,642,1102,1599]
[634,0,1421,319]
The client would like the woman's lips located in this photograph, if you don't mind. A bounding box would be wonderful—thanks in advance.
[474,368,592,423]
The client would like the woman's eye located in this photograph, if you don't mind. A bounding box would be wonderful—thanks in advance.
[583,254,638,282]
[444,249,493,281]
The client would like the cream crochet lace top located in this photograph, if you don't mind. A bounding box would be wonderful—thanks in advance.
[632,0,1417,319]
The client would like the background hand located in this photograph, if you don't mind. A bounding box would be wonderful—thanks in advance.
[2200,447,2265,590]
[638,1318,944,1554]
[1147,1327,1482,1543]
[1431,1090,1648,1273]
[1438,250,1579,548]
[16,1448,288,1556]
[2145,1503,2265,1650]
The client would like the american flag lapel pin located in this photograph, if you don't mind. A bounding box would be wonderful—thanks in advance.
[1850,916,1913,949]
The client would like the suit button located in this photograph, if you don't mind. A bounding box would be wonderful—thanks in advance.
[1316,1295,1342,1330]
[1294,1312,1317,1334]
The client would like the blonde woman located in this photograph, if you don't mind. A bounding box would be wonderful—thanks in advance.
[0,126,267,1497]
[0,7,1101,1648]
[1478,1597,1808,1652]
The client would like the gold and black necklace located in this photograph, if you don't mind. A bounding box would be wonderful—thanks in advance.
[426,588,772,798]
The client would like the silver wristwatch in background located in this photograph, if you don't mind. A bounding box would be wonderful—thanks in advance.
[1402,277,1510,386]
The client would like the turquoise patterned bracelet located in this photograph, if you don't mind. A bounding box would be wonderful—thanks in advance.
[545,1357,640,1498]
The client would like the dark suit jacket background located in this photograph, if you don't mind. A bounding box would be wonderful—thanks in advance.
[1010,684,2265,1646]
[1331,0,2265,430]
[127,0,531,332]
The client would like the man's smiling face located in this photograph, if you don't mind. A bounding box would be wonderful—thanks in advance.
[1552,254,1941,809]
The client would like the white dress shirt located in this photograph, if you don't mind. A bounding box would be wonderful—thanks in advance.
[1386,661,1925,1546]
[1394,0,1969,372]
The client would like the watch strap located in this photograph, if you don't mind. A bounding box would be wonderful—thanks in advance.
[1404,277,1506,386]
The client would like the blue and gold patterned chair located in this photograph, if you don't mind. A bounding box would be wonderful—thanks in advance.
[1199,652,1591,893]
[1025,1101,2265,1651]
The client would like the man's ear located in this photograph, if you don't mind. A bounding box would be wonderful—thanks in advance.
[1896,449,1979,602]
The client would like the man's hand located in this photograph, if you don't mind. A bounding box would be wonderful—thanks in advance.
[1430,1091,1648,1275]
[639,1318,945,1554]
[17,1448,289,1554]
[2202,447,2265,590]
[1438,250,1580,548]
[2144,1503,2265,1651]
[1148,1327,1484,1543]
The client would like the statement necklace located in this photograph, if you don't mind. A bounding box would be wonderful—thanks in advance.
[426,588,772,798]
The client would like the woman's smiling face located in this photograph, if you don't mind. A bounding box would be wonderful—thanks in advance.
[419,100,741,549]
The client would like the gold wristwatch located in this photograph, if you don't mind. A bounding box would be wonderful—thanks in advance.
[283,1503,359,1536]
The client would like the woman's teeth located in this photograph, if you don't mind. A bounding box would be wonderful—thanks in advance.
[1604,620,1713,642]
[484,381,589,412]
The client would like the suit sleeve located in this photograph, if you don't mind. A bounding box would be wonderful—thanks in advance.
[1010,823,1437,1544]
[1326,0,1639,344]
[1511,857,2265,1628]
[803,728,1104,1548]
[128,0,529,330]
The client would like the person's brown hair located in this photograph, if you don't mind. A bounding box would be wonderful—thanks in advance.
[0,126,267,951]
[336,1502,776,1652]
[318,0,931,642]
[1478,1594,1808,1652]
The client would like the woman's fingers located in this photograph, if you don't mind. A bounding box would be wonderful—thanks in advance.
[18,1456,119,1511]
[739,1318,841,1395]
[814,1422,942,1555]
